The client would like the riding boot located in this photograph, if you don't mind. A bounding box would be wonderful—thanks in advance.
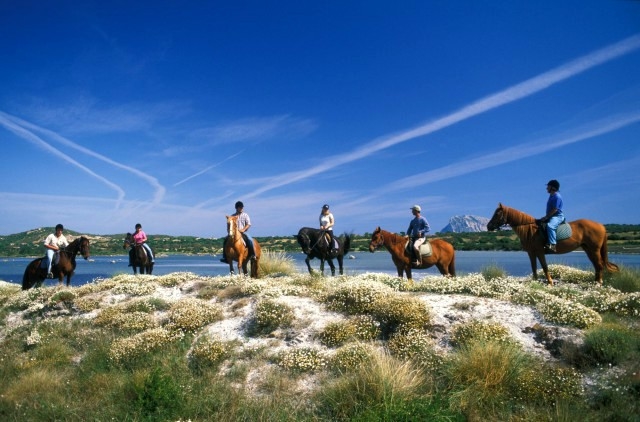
[248,245,256,260]
[413,248,422,266]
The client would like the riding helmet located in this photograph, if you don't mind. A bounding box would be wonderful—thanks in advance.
[322,204,330,210]
[546,180,560,191]
[235,201,244,209]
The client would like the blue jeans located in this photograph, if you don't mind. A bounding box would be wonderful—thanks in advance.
[546,213,565,245]
[141,243,154,262]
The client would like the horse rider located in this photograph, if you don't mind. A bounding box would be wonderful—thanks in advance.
[132,223,155,262]
[220,201,255,263]
[539,179,564,253]
[44,223,69,278]
[319,204,337,254]
[407,205,430,266]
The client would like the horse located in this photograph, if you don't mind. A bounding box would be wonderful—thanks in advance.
[486,203,619,285]
[22,236,91,290]
[123,233,154,275]
[296,227,351,276]
[224,214,261,277]
[368,227,456,280]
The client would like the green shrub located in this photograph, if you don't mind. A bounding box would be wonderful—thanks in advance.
[350,314,381,341]
[318,321,356,347]
[607,266,640,293]
[481,263,506,281]
[387,328,444,371]
[189,338,233,371]
[323,280,392,314]
[133,367,184,420]
[583,323,636,366]
[277,347,327,372]
[330,343,373,372]
[168,298,223,333]
[258,249,297,276]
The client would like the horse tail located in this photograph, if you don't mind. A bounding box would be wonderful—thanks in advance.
[602,233,619,273]
[342,233,351,255]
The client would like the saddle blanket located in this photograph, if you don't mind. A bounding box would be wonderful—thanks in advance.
[405,240,433,257]
[557,222,572,241]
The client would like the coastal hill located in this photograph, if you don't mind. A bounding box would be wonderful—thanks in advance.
[1,222,639,257]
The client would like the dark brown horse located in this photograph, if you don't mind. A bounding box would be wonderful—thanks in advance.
[296,227,351,276]
[22,236,91,290]
[224,214,261,277]
[368,227,456,280]
[486,203,619,285]
[123,233,154,275]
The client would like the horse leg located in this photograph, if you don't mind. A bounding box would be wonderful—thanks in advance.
[336,255,344,275]
[327,258,336,276]
[527,251,539,281]
[304,256,313,274]
[583,247,605,284]
[537,253,553,285]
[320,259,325,276]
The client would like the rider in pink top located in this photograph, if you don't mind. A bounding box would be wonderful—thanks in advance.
[133,223,154,262]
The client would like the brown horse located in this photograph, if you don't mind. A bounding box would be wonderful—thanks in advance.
[22,236,91,290]
[486,203,619,285]
[123,233,154,275]
[368,227,456,280]
[224,214,261,277]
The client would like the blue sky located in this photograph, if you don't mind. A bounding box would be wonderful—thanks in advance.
[1,1,639,238]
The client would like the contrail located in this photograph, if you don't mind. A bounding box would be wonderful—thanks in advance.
[380,111,640,192]
[0,111,166,207]
[245,34,640,198]
[0,113,127,206]
[173,151,244,187]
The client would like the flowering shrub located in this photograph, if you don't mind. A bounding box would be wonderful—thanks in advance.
[168,298,223,333]
[516,365,584,403]
[318,321,356,347]
[450,320,515,347]
[189,338,233,368]
[277,347,327,372]
[94,308,158,332]
[252,299,295,334]
[548,264,594,283]
[323,280,393,314]
[606,292,640,317]
[369,294,433,335]
[330,343,373,372]
[156,272,203,287]
[25,329,42,347]
[534,295,601,328]
[387,328,444,371]
[109,327,184,363]
[112,282,158,296]
[73,296,102,312]
[5,288,49,311]
[350,314,381,341]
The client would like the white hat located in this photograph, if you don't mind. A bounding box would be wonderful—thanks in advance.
[410,205,421,212]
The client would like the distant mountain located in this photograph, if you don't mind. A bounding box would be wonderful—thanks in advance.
[440,215,491,233]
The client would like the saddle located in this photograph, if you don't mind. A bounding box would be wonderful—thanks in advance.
[322,232,340,252]
[539,221,572,242]
[404,240,433,257]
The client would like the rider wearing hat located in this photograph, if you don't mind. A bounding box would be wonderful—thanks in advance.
[540,179,564,252]
[319,204,337,253]
[407,205,430,266]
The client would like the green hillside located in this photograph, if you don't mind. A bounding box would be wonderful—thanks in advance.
[1,225,639,257]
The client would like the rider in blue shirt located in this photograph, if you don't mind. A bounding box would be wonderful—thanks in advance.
[541,179,564,252]
[407,205,430,266]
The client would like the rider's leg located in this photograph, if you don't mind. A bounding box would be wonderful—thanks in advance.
[413,237,426,265]
[46,249,55,277]
[245,234,255,258]
[546,215,563,252]
[142,243,154,262]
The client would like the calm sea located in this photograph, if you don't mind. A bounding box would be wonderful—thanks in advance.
[2,251,639,287]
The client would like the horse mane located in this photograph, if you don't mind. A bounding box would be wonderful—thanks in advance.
[502,205,539,249]
[380,229,406,246]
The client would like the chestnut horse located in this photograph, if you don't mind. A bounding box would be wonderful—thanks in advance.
[123,233,154,275]
[22,236,91,290]
[296,227,351,276]
[368,227,456,280]
[224,214,261,277]
[487,203,618,285]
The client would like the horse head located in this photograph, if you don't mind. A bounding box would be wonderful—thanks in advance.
[79,236,91,260]
[368,227,384,252]
[296,228,312,254]
[123,233,133,249]
[487,203,508,231]
[226,215,240,238]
